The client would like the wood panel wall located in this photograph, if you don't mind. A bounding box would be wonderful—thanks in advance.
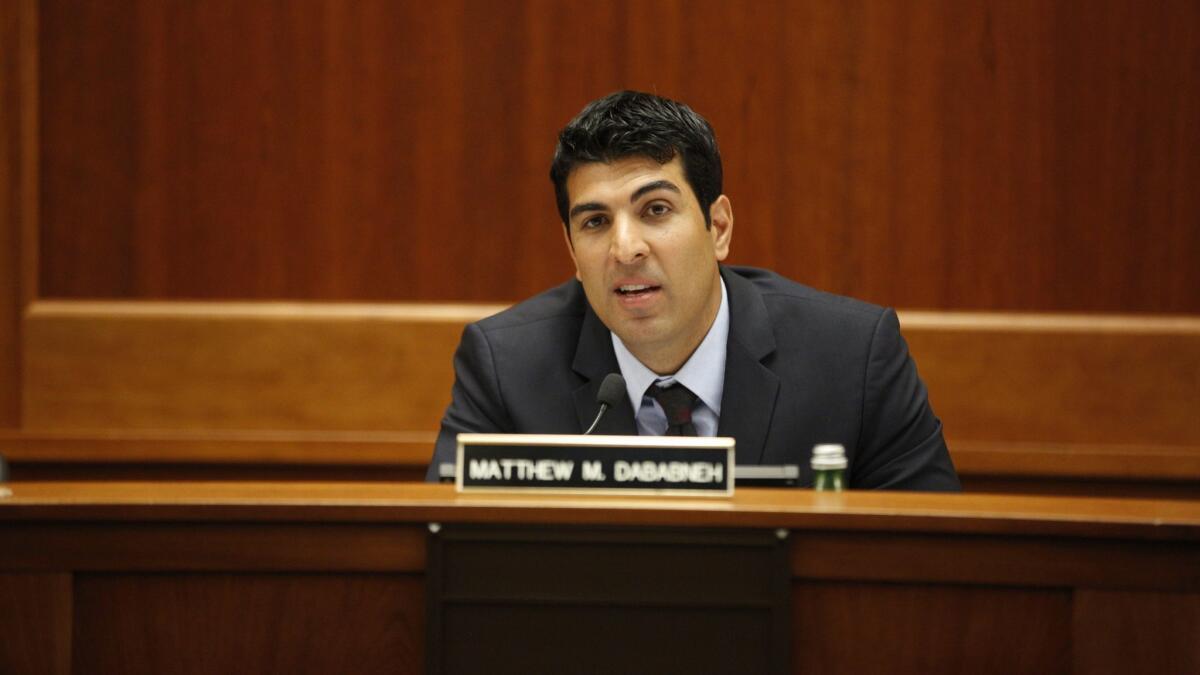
[33,0,1200,311]
[0,0,37,428]
[3,1,1199,494]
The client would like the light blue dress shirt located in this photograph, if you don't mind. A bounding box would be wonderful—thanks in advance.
[611,279,729,437]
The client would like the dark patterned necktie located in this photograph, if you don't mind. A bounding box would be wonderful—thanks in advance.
[647,382,699,436]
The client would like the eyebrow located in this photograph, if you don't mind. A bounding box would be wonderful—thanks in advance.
[569,202,606,220]
[568,180,683,221]
[631,180,681,202]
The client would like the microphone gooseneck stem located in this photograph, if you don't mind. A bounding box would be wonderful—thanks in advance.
[583,403,610,435]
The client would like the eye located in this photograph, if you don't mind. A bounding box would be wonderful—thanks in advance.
[579,214,607,230]
[644,202,672,218]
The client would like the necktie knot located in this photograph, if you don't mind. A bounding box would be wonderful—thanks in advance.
[647,382,699,436]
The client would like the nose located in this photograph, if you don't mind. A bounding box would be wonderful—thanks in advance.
[609,214,649,264]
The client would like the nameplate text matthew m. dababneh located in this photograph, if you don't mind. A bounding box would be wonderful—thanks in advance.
[455,434,735,496]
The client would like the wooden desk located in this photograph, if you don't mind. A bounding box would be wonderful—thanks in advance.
[2,483,1198,674]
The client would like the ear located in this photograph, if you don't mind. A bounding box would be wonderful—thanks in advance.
[562,224,582,281]
[708,195,734,261]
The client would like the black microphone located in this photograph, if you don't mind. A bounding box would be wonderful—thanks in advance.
[584,373,626,435]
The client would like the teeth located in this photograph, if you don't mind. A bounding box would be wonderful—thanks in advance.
[619,284,652,292]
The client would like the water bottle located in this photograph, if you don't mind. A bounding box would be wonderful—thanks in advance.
[811,443,846,492]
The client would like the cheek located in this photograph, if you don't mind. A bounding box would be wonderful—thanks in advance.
[669,234,714,265]
[574,250,607,283]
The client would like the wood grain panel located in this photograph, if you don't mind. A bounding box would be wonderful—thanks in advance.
[792,582,1072,674]
[900,312,1200,448]
[0,0,37,428]
[791,532,1200,591]
[0,573,70,675]
[1,522,426,572]
[36,0,570,303]
[35,0,1200,311]
[6,461,426,484]
[22,301,499,431]
[959,475,1200,500]
[1,485,1196,674]
[18,302,1200,492]
[1073,590,1200,674]
[73,573,424,675]
[0,428,434,465]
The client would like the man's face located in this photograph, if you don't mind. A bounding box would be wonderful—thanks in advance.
[563,155,733,373]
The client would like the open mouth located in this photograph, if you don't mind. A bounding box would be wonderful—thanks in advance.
[615,284,661,297]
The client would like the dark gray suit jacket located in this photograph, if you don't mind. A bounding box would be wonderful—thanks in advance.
[426,266,959,490]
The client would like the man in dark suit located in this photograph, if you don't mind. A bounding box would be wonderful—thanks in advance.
[426,91,959,490]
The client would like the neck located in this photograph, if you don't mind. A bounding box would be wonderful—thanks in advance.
[637,347,695,377]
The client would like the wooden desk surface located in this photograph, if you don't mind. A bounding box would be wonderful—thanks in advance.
[3,481,1198,540]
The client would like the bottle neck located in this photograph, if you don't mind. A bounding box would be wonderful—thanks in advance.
[813,468,844,492]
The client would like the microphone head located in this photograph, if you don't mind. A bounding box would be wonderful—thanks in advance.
[596,373,627,408]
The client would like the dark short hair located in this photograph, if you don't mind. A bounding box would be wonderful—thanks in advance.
[550,91,723,228]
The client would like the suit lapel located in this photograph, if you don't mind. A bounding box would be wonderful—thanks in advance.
[571,303,637,435]
[717,268,780,465]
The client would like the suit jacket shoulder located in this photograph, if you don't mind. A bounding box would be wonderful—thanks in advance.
[720,266,958,491]
[727,265,886,327]
[473,278,587,332]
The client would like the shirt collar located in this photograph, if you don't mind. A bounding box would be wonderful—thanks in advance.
[611,278,729,416]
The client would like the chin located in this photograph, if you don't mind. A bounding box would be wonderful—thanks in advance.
[614,323,669,349]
